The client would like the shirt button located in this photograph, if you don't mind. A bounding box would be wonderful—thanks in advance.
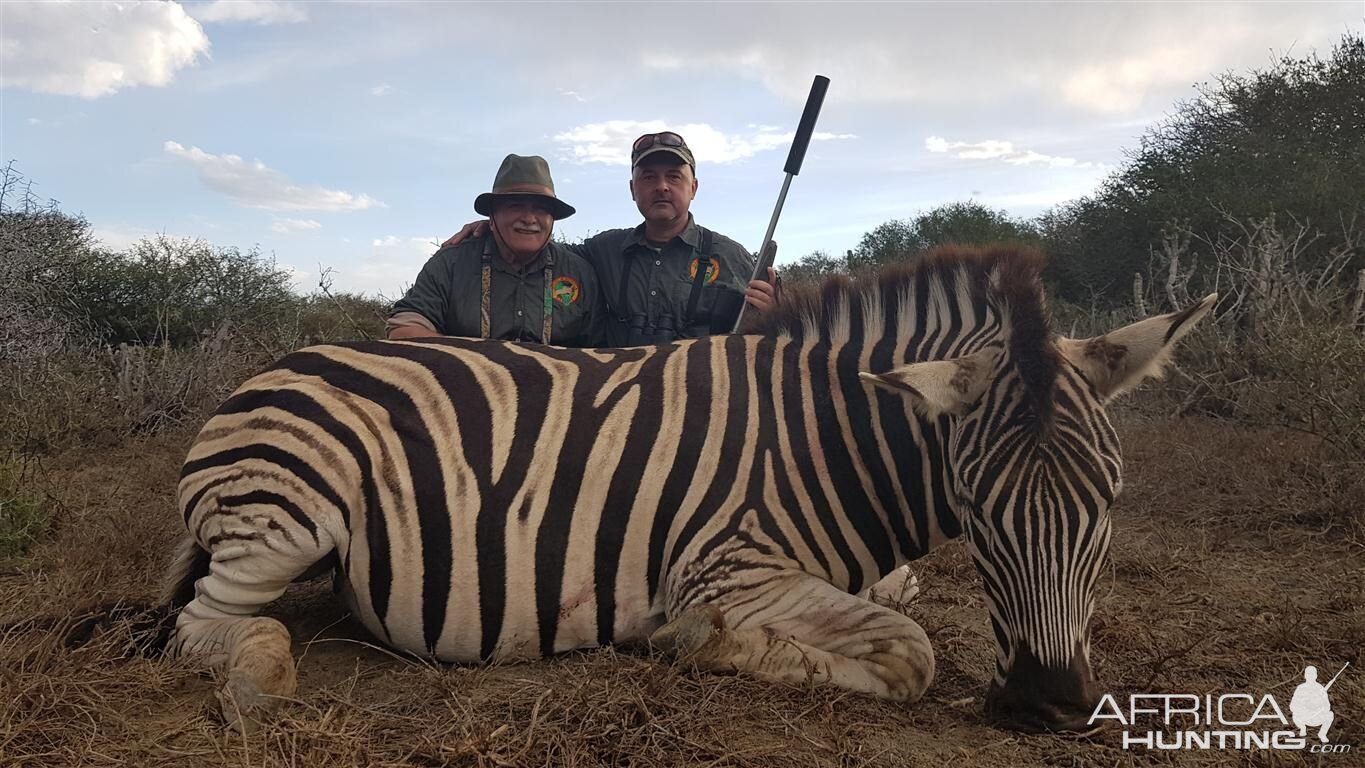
[516,310,523,316]
[650,290,657,296]
[655,259,662,266]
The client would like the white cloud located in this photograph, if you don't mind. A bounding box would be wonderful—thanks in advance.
[92,225,181,252]
[975,188,1094,211]
[164,141,385,211]
[557,87,586,102]
[278,263,310,289]
[189,1,307,25]
[555,121,856,167]
[0,1,209,99]
[606,3,1351,116]
[925,136,1105,169]
[347,262,414,297]
[370,83,392,96]
[1060,42,1227,114]
[271,217,322,233]
[372,235,439,254]
[346,236,440,296]
[26,118,42,125]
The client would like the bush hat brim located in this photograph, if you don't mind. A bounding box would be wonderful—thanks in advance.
[473,154,575,220]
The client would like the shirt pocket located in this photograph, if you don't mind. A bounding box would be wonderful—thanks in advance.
[675,257,724,317]
[550,284,589,341]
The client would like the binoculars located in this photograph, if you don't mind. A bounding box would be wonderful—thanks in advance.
[623,312,692,346]
[620,286,746,345]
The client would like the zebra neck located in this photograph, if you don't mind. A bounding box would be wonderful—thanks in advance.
[755,335,961,593]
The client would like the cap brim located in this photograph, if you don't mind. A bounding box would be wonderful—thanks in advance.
[474,192,576,220]
[633,146,693,168]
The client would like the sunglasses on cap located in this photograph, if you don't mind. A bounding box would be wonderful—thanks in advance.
[632,131,688,154]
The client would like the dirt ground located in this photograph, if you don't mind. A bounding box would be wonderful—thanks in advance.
[2,411,1362,767]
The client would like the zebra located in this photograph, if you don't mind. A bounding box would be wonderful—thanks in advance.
[166,245,1214,733]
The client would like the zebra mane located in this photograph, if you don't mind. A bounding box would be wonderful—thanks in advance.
[758,244,1060,424]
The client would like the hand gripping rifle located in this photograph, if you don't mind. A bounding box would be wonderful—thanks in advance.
[731,75,830,333]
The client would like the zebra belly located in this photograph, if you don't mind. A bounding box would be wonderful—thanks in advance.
[338,560,666,663]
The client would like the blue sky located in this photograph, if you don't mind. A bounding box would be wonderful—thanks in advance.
[2,1,1360,298]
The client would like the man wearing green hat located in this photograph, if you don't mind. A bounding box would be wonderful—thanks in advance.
[387,154,605,346]
[439,131,778,346]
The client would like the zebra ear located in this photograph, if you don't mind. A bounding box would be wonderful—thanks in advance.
[859,347,998,417]
[1057,293,1217,402]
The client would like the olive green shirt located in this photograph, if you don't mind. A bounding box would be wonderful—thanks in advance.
[390,235,605,347]
[577,215,755,346]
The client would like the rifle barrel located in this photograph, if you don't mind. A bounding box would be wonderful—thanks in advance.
[1324,661,1350,691]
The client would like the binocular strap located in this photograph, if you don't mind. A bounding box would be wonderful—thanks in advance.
[617,227,714,332]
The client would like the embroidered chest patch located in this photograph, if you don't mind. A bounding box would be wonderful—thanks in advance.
[688,257,720,285]
[551,276,581,306]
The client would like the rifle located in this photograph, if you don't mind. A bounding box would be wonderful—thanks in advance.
[732,75,830,333]
[1324,661,1350,691]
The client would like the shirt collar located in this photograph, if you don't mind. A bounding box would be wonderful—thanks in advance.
[483,233,550,275]
[626,214,700,251]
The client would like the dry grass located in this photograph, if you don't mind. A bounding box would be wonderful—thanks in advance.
[1,415,1362,767]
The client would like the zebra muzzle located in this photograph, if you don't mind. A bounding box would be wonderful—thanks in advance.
[985,643,1101,736]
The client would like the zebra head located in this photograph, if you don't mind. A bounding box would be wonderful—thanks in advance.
[865,288,1217,733]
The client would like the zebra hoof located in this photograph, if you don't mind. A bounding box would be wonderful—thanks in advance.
[866,570,921,614]
[217,671,283,734]
[650,604,725,659]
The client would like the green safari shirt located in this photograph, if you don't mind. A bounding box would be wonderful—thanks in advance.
[577,215,755,346]
[390,234,605,347]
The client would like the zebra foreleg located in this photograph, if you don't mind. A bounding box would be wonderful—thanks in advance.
[168,529,334,731]
[859,564,921,614]
[652,573,935,703]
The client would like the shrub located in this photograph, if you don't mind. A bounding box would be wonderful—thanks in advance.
[71,236,297,348]
[1041,33,1365,305]
[0,168,392,453]
[1140,216,1362,451]
[0,457,50,561]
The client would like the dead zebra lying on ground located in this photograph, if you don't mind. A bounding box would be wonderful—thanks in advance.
[89,245,1217,733]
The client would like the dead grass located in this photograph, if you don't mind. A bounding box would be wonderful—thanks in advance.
[1,415,1361,767]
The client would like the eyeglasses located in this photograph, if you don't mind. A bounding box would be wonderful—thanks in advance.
[632,132,688,155]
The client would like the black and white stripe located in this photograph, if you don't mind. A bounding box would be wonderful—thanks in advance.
[170,245,1214,729]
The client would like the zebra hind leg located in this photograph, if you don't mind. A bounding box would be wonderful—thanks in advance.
[166,519,334,732]
[652,572,935,703]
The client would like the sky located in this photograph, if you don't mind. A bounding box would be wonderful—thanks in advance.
[2,1,1361,298]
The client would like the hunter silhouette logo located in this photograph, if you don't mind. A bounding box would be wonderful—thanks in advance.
[1292,663,1347,743]
[551,276,580,306]
[1091,661,1352,753]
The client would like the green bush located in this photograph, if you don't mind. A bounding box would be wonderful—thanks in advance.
[0,458,49,560]
[71,236,297,348]
[1041,33,1365,304]
[1,169,392,452]
[847,201,1038,270]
